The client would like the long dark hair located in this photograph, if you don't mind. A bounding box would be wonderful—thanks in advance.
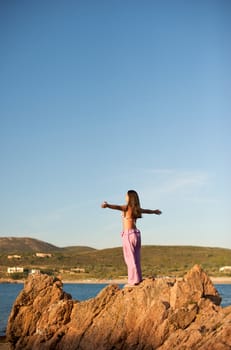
[127,190,142,219]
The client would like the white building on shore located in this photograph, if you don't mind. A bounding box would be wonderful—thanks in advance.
[36,253,52,258]
[219,266,231,273]
[7,255,21,259]
[7,267,24,274]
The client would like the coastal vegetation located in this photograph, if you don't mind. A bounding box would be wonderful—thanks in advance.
[0,237,230,280]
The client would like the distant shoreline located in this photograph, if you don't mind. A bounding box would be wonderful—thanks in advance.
[1,276,231,284]
[62,277,231,285]
[210,277,231,284]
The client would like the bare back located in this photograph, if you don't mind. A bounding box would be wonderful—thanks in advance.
[122,207,137,231]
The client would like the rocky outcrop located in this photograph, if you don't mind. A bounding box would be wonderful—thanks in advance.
[6,265,231,349]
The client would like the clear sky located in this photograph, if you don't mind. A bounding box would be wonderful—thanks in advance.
[0,0,230,249]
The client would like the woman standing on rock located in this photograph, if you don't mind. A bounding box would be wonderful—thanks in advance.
[101,190,162,286]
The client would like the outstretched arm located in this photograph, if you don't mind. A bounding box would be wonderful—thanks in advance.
[101,201,126,211]
[141,208,162,215]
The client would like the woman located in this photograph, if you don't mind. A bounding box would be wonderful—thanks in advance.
[101,190,162,286]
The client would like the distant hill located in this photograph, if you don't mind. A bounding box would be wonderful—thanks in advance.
[0,237,97,254]
[63,246,97,254]
[0,236,230,279]
[0,237,61,253]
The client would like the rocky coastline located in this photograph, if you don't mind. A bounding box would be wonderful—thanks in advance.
[5,265,231,349]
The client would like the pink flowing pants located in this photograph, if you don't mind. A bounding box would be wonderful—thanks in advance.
[121,229,142,285]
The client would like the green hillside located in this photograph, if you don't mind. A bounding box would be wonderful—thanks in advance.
[0,237,230,280]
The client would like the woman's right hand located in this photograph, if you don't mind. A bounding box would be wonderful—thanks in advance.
[101,201,108,208]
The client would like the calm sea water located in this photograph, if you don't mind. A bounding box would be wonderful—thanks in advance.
[0,283,230,336]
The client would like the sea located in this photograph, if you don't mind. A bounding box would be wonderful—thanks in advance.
[0,283,231,337]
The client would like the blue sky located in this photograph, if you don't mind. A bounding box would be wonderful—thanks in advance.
[0,0,230,249]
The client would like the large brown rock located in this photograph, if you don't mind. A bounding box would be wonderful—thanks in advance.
[6,265,231,350]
